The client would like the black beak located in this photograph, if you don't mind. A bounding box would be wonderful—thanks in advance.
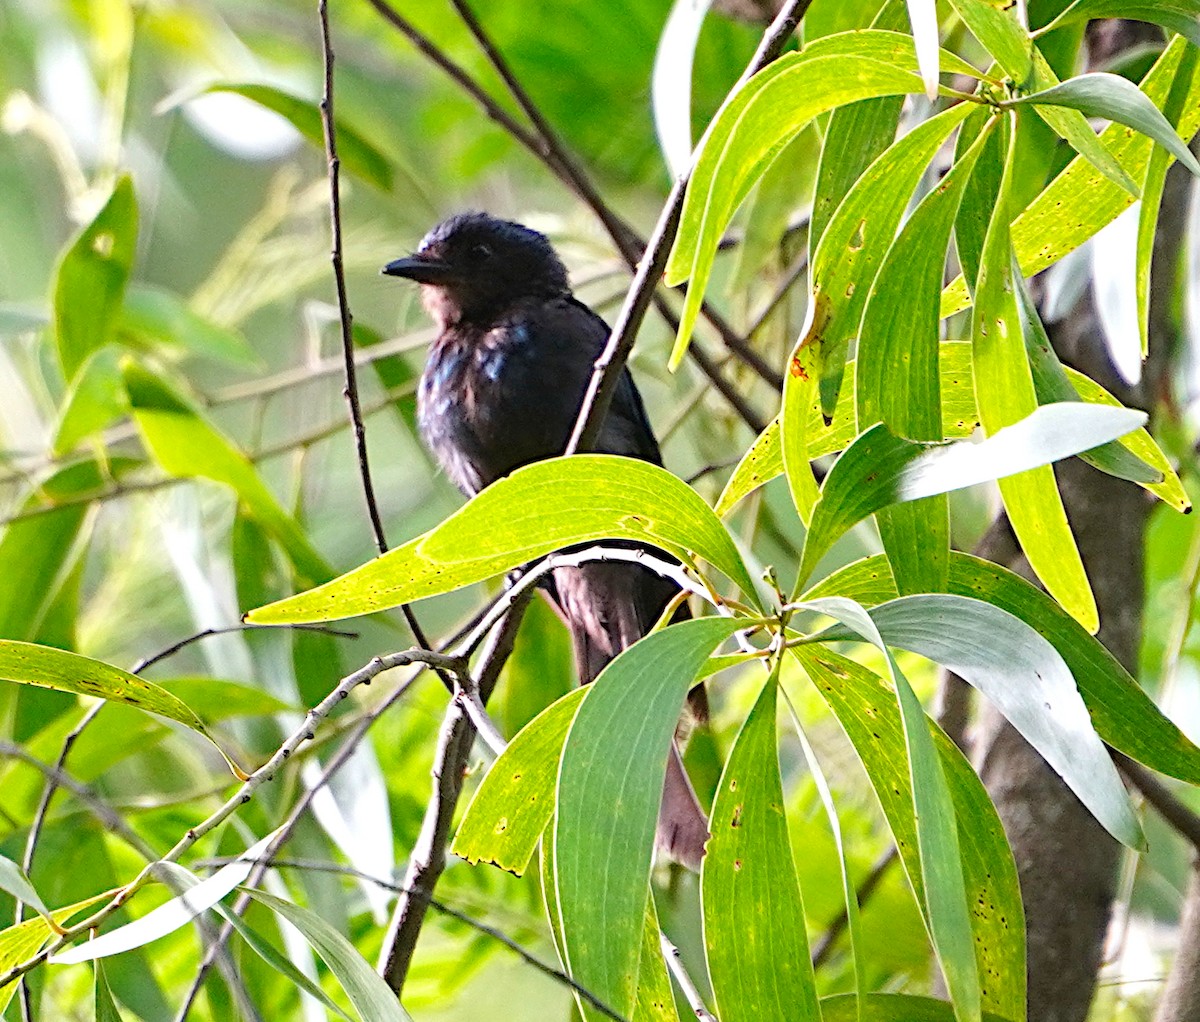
[381,255,457,284]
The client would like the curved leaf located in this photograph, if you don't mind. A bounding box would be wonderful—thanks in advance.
[555,617,742,1021]
[703,673,819,1022]
[248,455,756,624]
[814,594,1144,848]
[652,0,714,177]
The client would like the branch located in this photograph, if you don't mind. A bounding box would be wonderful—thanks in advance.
[318,0,387,555]
[379,590,532,993]
[0,645,457,991]
[565,0,814,453]
[660,931,718,1021]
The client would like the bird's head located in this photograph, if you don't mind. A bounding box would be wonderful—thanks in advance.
[382,212,569,327]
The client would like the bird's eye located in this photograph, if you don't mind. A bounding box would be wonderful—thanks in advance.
[468,243,493,261]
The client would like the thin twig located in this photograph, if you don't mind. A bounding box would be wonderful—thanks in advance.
[1115,753,1200,852]
[135,623,358,674]
[565,0,814,453]
[0,646,460,990]
[318,0,387,555]
[660,931,718,1021]
[379,591,532,992]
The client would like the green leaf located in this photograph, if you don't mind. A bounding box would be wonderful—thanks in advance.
[856,118,993,594]
[247,455,756,624]
[53,175,138,381]
[158,678,295,722]
[804,552,1200,787]
[453,688,587,874]
[805,103,975,418]
[821,993,1013,1021]
[94,960,125,1021]
[0,892,116,1015]
[634,899,676,1022]
[211,904,352,1021]
[0,303,48,335]
[122,360,332,586]
[796,404,1145,587]
[905,0,941,98]
[121,286,259,367]
[1014,265,1164,487]
[716,343,980,517]
[1010,71,1200,176]
[795,599,980,1022]
[1041,0,1200,48]
[703,672,819,1022]
[815,594,1144,848]
[241,888,411,1022]
[207,84,394,192]
[52,346,127,455]
[665,31,980,364]
[971,119,1097,631]
[555,618,742,1021]
[0,640,227,753]
[941,36,1200,317]
[0,855,50,922]
[792,647,1024,1022]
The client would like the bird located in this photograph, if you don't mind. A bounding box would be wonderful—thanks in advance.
[382,211,710,871]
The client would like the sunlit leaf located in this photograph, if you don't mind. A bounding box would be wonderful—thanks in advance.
[454,688,585,874]
[0,856,50,924]
[652,0,714,177]
[247,455,757,624]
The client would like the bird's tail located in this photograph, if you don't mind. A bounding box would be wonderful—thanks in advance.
[551,560,711,871]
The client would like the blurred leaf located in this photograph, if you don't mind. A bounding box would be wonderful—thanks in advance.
[556,618,742,1021]
[52,346,127,455]
[0,891,117,1015]
[51,834,280,964]
[211,903,351,1021]
[796,404,1145,587]
[1009,71,1200,175]
[821,992,1012,1019]
[703,673,820,1022]
[814,594,1144,848]
[792,646,1025,1021]
[241,888,412,1021]
[121,286,260,367]
[53,175,138,380]
[122,360,332,586]
[1042,0,1200,47]
[454,689,585,873]
[905,0,940,98]
[0,304,48,335]
[206,84,394,191]
[941,36,1200,316]
[158,678,294,722]
[498,596,574,735]
[94,961,125,1022]
[805,552,1200,785]
[652,0,714,178]
[247,455,757,625]
[0,855,50,922]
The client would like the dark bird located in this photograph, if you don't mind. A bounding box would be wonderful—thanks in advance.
[383,211,709,870]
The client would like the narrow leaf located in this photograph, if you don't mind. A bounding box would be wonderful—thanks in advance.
[652,0,714,177]
[53,175,138,380]
[555,618,742,1021]
[797,404,1145,586]
[703,672,820,1021]
[248,455,757,624]
[906,0,941,99]
[815,594,1144,848]
[1041,0,1200,47]
[241,888,412,1022]
[453,688,587,874]
[0,856,51,923]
